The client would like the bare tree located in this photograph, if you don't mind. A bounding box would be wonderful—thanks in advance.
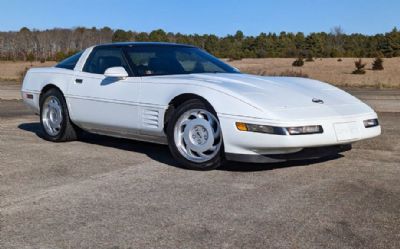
[329,26,345,56]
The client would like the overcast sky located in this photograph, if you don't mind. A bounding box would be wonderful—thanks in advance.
[0,0,399,35]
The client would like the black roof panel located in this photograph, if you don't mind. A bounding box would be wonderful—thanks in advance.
[95,42,196,49]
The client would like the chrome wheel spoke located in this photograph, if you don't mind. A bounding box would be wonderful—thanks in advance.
[186,147,198,158]
[180,120,191,130]
[196,151,212,160]
[213,123,221,138]
[208,145,218,152]
[196,112,205,119]
[205,112,220,138]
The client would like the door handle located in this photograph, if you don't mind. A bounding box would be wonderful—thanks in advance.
[75,79,83,84]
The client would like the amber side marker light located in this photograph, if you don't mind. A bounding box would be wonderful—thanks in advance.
[26,93,33,99]
[235,122,287,135]
[235,122,248,131]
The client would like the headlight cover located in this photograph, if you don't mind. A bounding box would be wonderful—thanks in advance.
[286,125,323,135]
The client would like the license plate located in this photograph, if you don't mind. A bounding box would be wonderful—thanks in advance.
[334,122,360,141]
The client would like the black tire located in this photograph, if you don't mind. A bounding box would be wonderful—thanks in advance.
[166,99,224,170]
[40,88,79,142]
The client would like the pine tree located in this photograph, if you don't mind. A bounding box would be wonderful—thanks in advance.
[372,57,384,70]
[292,57,304,67]
[352,59,366,74]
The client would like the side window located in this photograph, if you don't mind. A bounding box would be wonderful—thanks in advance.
[126,47,185,76]
[127,51,156,76]
[55,52,83,70]
[83,47,129,75]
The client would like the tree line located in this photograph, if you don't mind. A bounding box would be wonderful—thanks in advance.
[0,26,399,61]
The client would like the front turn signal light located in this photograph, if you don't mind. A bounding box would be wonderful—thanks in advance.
[235,122,248,131]
[235,122,286,135]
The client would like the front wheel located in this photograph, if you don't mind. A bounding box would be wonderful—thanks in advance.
[167,99,224,170]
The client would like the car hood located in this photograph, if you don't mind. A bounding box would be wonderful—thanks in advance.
[159,73,375,120]
[189,73,360,108]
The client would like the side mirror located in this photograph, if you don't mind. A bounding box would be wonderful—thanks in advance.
[104,67,128,79]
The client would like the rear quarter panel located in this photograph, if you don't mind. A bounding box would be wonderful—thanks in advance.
[21,67,75,113]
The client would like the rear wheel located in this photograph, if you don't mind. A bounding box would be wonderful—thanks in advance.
[40,88,79,142]
[167,99,223,170]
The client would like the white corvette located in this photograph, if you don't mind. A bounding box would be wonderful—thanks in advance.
[21,42,381,170]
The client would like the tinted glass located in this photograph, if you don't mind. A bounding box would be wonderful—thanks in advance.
[83,47,129,74]
[55,52,83,70]
[125,46,240,76]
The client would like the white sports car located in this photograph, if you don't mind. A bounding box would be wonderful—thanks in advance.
[21,42,381,170]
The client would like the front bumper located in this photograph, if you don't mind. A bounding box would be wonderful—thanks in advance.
[225,144,352,163]
[218,112,381,157]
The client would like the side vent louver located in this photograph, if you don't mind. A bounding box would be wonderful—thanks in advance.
[143,109,159,129]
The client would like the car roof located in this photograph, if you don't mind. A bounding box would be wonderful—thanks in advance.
[95,42,196,49]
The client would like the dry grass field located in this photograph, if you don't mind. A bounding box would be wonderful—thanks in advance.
[0,61,55,81]
[230,57,400,88]
[0,58,399,88]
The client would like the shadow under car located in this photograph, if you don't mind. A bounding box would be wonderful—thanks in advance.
[18,122,344,172]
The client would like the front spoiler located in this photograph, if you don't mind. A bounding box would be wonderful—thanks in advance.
[225,144,352,163]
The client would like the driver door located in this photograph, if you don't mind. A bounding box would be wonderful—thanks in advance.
[67,46,141,135]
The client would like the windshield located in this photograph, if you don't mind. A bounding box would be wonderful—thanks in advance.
[124,46,240,76]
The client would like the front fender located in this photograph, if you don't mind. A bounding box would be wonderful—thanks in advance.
[140,80,266,119]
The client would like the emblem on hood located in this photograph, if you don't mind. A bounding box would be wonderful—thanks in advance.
[312,98,324,104]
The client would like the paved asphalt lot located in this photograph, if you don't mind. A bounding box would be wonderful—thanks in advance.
[0,89,399,249]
